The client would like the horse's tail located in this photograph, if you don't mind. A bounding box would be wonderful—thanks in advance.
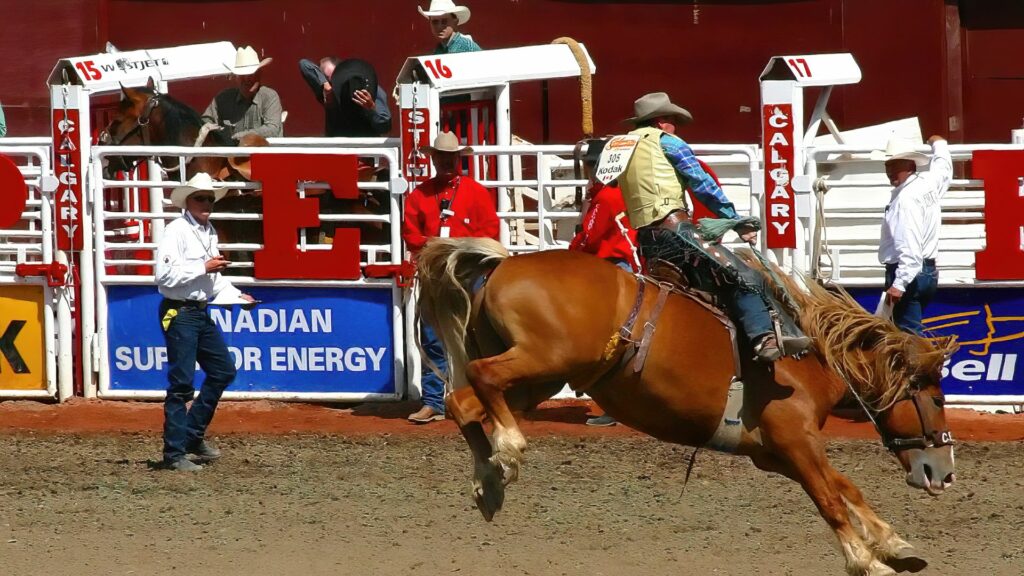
[416,237,510,390]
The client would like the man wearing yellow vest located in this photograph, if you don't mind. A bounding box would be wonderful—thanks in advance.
[617,92,810,362]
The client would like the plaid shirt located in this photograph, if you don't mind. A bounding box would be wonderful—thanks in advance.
[660,133,737,219]
[203,85,284,139]
[435,32,481,55]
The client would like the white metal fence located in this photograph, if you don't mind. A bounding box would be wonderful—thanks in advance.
[0,139,71,399]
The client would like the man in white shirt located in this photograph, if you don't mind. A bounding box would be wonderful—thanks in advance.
[155,173,255,471]
[878,134,952,334]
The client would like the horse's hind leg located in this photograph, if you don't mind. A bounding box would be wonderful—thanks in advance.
[830,470,927,573]
[751,440,895,576]
[445,386,504,521]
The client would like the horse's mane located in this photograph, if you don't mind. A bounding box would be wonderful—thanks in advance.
[133,87,233,147]
[738,252,957,410]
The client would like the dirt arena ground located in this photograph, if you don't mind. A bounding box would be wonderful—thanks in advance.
[0,400,1022,576]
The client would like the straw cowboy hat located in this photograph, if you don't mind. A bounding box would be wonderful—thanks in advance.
[224,46,273,75]
[170,173,227,209]
[418,0,471,25]
[872,134,929,167]
[424,131,472,154]
[625,92,694,126]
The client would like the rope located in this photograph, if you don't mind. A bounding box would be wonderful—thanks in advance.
[812,177,835,281]
[551,37,593,137]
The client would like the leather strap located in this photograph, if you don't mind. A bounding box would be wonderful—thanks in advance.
[618,280,646,341]
[631,281,673,373]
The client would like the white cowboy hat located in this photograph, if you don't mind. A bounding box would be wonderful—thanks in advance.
[170,173,227,209]
[423,131,473,154]
[625,92,694,126]
[872,135,929,167]
[418,0,471,25]
[224,46,273,76]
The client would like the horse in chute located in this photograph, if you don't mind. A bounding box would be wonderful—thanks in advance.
[416,237,957,576]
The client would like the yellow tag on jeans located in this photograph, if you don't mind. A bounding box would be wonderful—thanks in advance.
[161,308,178,332]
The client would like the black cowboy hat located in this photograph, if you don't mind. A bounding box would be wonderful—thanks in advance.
[582,138,607,166]
[330,58,379,104]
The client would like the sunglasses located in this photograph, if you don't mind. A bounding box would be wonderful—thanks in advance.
[189,195,216,204]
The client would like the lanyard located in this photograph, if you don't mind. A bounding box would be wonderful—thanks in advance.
[184,212,215,258]
[438,176,460,224]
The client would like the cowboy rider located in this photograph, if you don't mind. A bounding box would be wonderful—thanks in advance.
[616,92,811,362]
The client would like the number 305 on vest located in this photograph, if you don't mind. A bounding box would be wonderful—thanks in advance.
[594,135,640,185]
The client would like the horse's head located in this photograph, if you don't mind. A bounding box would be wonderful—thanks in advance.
[870,334,959,496]
[99,80,165,176]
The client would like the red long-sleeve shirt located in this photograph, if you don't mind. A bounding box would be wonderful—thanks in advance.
[569,183,637,265]
[402,175,500,254]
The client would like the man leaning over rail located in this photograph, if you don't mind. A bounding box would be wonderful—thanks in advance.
[155,173,256,471]
[878,134,952,335]
[617,92,811,363]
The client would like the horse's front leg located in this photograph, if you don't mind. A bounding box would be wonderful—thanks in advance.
[830,470,927,573]
[445,386,504,521]
[465,348,535,485]
[751,436,895,576]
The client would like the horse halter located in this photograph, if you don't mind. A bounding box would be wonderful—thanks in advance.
[846,379,954,454]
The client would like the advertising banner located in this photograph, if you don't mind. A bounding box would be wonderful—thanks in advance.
[106,285,395,394]
[0,285,47,391]
[849,287,1024,397]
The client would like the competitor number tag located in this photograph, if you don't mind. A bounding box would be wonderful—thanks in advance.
[595,135,641,185]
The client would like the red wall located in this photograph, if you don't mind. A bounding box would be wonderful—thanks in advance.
[0,0,1011,144]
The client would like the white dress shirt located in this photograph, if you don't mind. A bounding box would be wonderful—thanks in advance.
[878,140,953,291]
[155,212,241,302]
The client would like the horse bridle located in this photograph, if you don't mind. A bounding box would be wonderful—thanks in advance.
[846,379,954,453]
[99,95,162,174]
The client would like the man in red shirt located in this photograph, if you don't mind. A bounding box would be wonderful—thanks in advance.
[403,131,500,423]
[569,138,638,274]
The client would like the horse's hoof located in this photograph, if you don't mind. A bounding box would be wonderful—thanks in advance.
[883,547,928,573]
[471,464,505,522]
[472,481,504,522]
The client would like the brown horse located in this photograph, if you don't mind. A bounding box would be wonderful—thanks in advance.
[416,237,958,576]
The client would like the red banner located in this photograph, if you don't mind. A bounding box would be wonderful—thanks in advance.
[52,109,84,250]
[762,103,796,248]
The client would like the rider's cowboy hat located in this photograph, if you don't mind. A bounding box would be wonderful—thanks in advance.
[424,131,473,154]
[625,92,694,126]
[418,0,471,25]
[170,173,227,209]
[872,134,929,167]
[224,46,273,76]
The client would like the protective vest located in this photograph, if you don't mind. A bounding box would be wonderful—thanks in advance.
[617,127,687,228]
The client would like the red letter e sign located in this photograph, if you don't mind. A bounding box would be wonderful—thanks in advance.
[250,154,361,280]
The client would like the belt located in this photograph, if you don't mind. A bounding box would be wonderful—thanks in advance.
[651,209,692,231]
[163,298,208,310]
[885,259,936,268]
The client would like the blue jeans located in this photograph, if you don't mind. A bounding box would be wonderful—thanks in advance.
[159,301,237,462]
[885,262,938,335]
[607,258,634,273]
[731,288,775,341]
[419,322,448,414]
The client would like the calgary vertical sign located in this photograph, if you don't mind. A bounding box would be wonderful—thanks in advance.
[52,102,83,250]
[761,103,796,248]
